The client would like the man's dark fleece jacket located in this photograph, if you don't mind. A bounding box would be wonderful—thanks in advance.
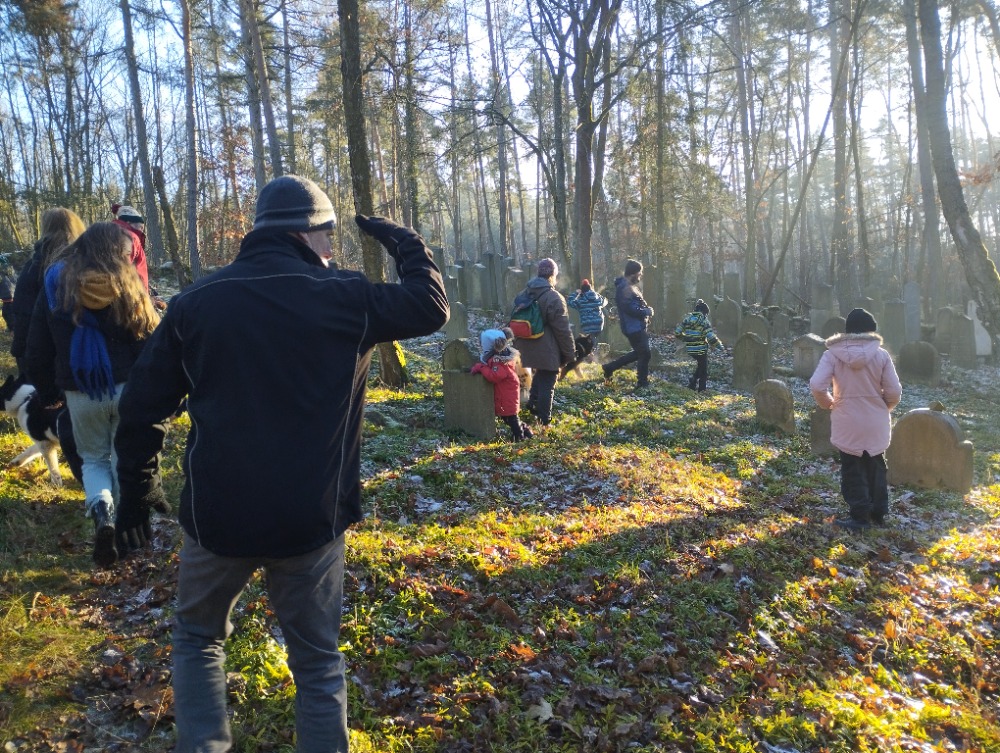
[115,228,449,558]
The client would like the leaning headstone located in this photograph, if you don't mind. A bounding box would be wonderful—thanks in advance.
[821,316,846,339]
[792,334,827,379]
[732,332,771,391]
[809,407,836,457]
[903,281,921,343]
[968,301,993,357]
[714,297,741,344]
[934,307,955,354]
[753,379,795,433]
[724,272,741,303]
[696,271,714,304]
[443,301,469,340]
[442,339,497,440]
[886,408,974,493]
[949,313,978,370]
[896,341,941,386]
[881,299,905,353]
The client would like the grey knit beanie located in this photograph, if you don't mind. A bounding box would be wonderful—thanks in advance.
[537,258,558,278]
[254,175,337,232]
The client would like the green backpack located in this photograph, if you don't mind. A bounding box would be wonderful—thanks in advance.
[508,289,546,339]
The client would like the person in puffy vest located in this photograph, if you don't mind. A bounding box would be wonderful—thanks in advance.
[674,299,723,392]
[471,328,532,441]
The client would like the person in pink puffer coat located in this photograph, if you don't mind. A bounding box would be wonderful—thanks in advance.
[809,308,902,530]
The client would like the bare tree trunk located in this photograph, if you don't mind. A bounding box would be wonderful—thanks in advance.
[240,0,268,190]
[242,0,284,177]
[281,0,296,173]
[338,0,407,386]
[180,0,201,282]
[918,0,1000,342]
[153,166,193,288]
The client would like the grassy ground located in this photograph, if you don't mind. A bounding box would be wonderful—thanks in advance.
[1,324,998,752]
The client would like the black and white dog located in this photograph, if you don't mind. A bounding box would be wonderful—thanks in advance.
[0,374,63,486]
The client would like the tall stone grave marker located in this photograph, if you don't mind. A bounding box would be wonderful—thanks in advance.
[968,301,993,357]
[504,267,528,310]
[792,334,826,379]
[810,283,834,333]
[771,311,790,340]
[696,271,714,304]
[934,307,955,354]
[443,301,469,340]
[714,297,741,344]
[950,313,978,369]
[442,339,497,440]
[903,281,921,343]
[733,332,771,391]
[724,272,741,303]
[881,299,905,353]
[896,341,941,386]
[753,379,795,433]
[886,408,973,493]
[809,407,836,457]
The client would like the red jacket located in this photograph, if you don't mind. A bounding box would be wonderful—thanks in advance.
[471,352,521,417]
[113,219,149,290]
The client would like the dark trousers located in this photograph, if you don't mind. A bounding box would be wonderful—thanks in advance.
[526,369,558,425]
[604,331,651,387]
[687,353,708,390]
[501,414,528,441]
[840,451,888,523]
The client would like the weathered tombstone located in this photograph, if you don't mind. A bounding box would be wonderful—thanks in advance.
[601,321,631,353]
[481,252,502,311]
[792,334,827,379]
[771,311,790,340]
[741,313,771,343]
[504,267,528,310]
[903,281,921,343]
[696,271,714,304]
[732,332,771,391]
[809,407,836,456]
[471,263,488,309]
[968,301,993,357]
[950,313,978,369]
[443,301,469,340]
[442,339,497,440]
[714,297,741,344]
[753,379,795,433]
[896,341,941,386]
[428,244,446,277]
[886,408,974,493]
[455,261,473,306]
[724,272,741,303]
[810,283,835,334]
[821,316,846,338]
[934,307,955,354]
[881,299,905,353]
[443,275,460,307]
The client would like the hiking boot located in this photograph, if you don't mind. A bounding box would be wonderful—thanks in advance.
[92,500,118,567]
[602,365,613,383]
[834,517,872,531]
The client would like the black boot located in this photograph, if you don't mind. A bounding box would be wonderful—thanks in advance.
[92,500,118,567]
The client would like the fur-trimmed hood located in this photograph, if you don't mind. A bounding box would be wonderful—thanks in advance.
[823,332,885,370]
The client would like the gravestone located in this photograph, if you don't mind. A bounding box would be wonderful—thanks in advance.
[903,281,921,343]
[881,299,905,354]
[602,322,631,353]
[968,301,993,357]
[821,316,846,338]
[732,332,771,391]
[950,313,978,370]
[443,275,460,307]
[934,307,954,354]
[443,301,469,340]
[753,379,795,433]
[896,341,940,386]
[741,313,771,344]
[810,283,834,333]
[442,339,497,440]
[429,244,446,277]
[886,408,974,493]
[724,272,741,303]
[771,311,790,340]
[696,271,714,304]
[481,252,502,311]
[455,262,473,307]
[809,407,836,456]
[792,334,827,379]
[504,268,529,310]
[472,263,489,309]
[714,297,741,344]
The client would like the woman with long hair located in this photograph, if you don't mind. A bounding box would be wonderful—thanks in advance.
[25,222,160,566]
[10,208,87,371]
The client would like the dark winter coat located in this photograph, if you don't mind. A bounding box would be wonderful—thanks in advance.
[512,277,575,372]
[567,288,607,335]
[115,228,449,559]
[9,244,44,361]
[614,276,653,336]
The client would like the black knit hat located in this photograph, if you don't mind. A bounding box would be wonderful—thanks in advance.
[845,308,877,334]
[624,259,643,277]
[694,299,709,315]
[254,175,337,232]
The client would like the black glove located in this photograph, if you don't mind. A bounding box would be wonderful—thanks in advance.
[354,214,417,263]
[115,479,171,556]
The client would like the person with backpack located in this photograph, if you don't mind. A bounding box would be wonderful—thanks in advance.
[602,259,654,391]
[509,257,574,426]
[674,299,724,392]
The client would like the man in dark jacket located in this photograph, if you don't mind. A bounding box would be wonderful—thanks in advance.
[602,259,655,390]
[113,175,449,753]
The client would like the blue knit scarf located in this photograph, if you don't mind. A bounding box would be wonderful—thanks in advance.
[44,262,116,400]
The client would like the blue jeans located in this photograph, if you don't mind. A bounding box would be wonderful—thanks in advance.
[172,533,348,753]
[65,386,123,515]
